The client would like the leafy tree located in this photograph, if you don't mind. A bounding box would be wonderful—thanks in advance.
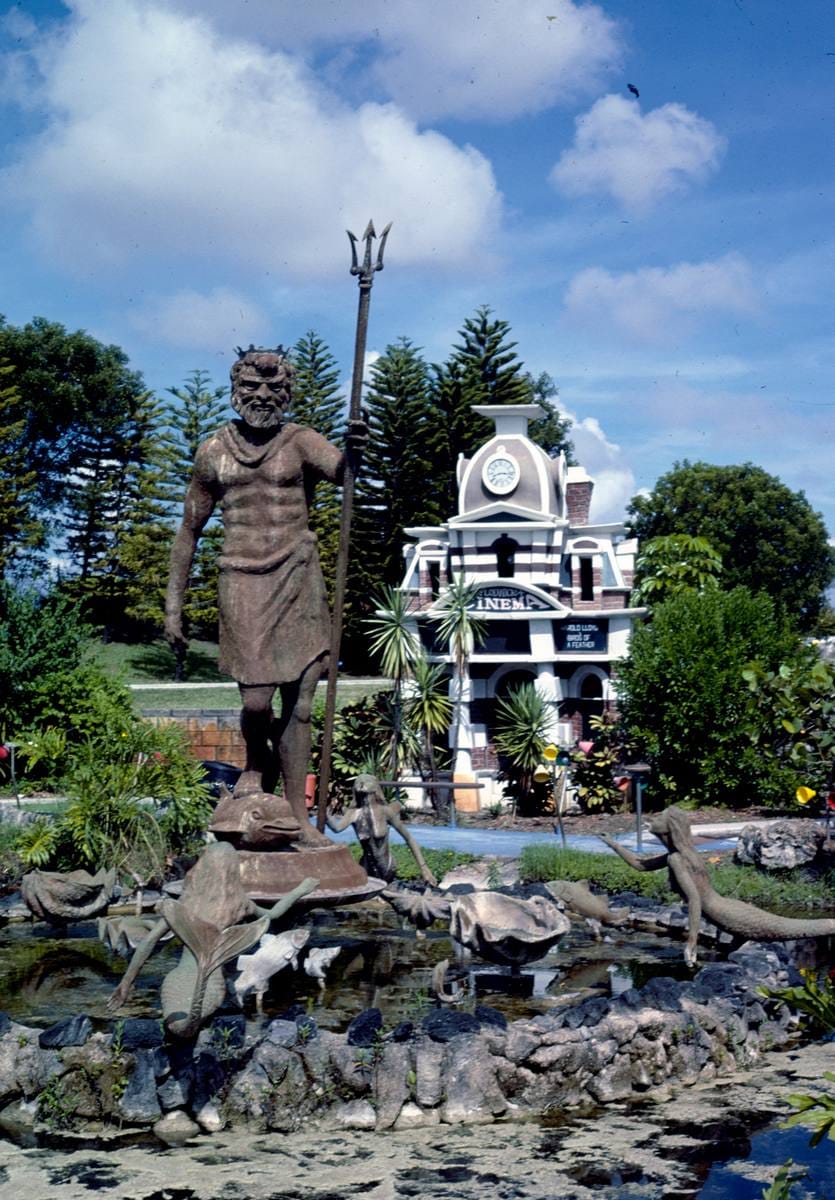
[526,371,575,462]
[632,534,723,607]
[0,316,147,544]
[616,587,802,808]
[0,360,42,575]
[290,332,344,604]
[0,583,133,741]
[627,461,834,631]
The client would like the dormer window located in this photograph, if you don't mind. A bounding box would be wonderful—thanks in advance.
[492,534,518,579]
[579,556,594,601]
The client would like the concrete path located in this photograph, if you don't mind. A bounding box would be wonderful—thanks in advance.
[321,820,741,858]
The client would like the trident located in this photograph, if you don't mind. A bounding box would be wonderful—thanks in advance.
[316,219,391,832]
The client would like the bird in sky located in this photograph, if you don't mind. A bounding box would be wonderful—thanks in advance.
[628,83,640,98]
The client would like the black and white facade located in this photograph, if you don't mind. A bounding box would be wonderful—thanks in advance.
[399,404,644,810]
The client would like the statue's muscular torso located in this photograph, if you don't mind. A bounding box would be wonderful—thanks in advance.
[190,421,343,573]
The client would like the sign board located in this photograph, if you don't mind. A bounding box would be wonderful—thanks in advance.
[471,585,551,613]
[555,619,608,653]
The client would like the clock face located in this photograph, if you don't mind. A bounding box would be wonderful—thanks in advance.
[483,452,520,495]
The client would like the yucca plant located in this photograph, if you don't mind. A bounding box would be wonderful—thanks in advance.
[493,682,550,813]
[366,584,421,779]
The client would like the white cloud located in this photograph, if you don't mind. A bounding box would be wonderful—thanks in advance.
[565,410,636,522]
[130,287,270,353]
[169,0,622,122]
[1,1,501,281]
[563,253,758,342]
[550,94,725,213]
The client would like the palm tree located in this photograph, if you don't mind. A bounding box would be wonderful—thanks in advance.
[405,653,452,816]
[429,576,487,791]
[365,584,420,778]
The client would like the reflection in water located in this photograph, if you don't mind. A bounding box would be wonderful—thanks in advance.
[0,906,721,1031]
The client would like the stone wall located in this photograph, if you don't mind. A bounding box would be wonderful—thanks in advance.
[0,943,804,1140]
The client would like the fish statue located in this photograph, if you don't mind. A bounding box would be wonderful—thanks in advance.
[209,787,303,849]
[234,928,310,1012]
[302,945,341,990]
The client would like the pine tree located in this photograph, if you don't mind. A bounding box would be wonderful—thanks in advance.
[112,393,180,637]
[163,370,228,488]
[0,360,42,576]
[290,331,343,438]
[526,371,575,462]
[162,371,230,648]
[449,304,530,410]
[344,339,444,669]
[61,406,140,601]
[431,306,532,513]
[290,332,344,605]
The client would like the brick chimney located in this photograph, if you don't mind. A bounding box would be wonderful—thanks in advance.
[565,466,594,525]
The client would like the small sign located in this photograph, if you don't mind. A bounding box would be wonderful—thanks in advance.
[555,619,608,652]
[472,585,551,613]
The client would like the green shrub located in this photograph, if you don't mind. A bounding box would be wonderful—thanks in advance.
[617,587,802,808]
[570,713,628,813]
[760,973,835,1038]
[15,721,212,879]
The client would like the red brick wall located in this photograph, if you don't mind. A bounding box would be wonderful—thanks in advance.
[149,714,246,767]
[601,590,631,609]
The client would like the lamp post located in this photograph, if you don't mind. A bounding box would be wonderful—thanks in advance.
[533,744,573,848]
[622,762,651,852]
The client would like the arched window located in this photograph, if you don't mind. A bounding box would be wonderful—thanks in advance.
[580,674,603,699]
[492,534,519,579]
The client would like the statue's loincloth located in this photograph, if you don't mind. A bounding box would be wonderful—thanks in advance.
[217,531,330,685]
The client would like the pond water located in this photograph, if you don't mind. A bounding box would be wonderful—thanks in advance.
[0,903,712,1030]
[697,1111,835,1198]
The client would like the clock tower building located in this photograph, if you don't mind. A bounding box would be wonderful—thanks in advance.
[398,404,644,811]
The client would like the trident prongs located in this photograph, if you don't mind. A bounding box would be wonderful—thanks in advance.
[347,219,392,285]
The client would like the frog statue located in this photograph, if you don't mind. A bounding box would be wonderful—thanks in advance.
[107,842,318,1037]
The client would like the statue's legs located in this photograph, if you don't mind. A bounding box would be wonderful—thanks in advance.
[273,654,327,827]
[237,683,277,796]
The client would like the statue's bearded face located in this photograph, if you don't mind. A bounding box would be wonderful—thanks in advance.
[232,357,292,430]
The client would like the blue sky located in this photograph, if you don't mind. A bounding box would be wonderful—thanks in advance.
[1,1,833,535]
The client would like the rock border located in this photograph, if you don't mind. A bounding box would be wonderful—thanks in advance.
[0,940,807,1141]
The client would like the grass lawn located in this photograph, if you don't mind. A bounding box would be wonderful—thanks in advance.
[519,844,835,911]
[132,678,390,713]
[88,638,390,711]
[90,638,226,683]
